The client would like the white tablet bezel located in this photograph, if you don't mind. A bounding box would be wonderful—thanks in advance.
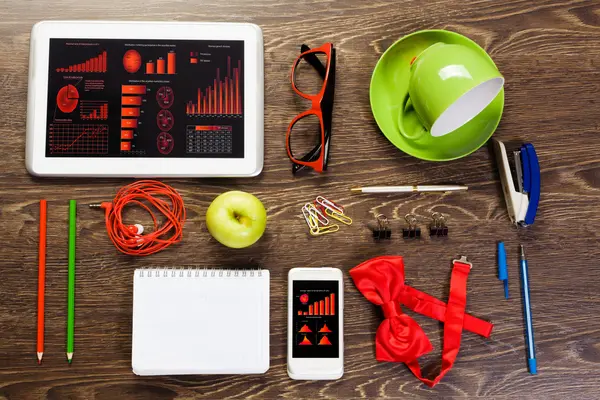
[26,21,263,177]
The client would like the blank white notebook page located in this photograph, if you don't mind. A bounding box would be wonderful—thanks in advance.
[132,269,270,376]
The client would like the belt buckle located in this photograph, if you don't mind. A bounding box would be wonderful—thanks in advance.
[453,255,473,270]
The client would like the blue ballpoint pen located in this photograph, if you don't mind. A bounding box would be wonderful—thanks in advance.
[520,245,537,374]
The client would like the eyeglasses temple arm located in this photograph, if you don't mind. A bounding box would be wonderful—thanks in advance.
[300,44,327,79]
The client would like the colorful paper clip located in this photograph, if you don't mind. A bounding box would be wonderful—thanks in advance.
[302,203,339,236]
[310,223,340,236]
[315,196,344,215]
[302,206,320,235]
[324,208,353,225]
[301,196,351,236]
[315,196,352,225]
[304,203,329,226]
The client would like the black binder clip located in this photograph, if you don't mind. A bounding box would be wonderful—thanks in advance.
[372,214,391,240]
[402,214,421,239]
[429,212,448,237]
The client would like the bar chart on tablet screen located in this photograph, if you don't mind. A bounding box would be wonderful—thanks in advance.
[55,51,107,73]
[186,56,242,117]
[80,101,108,120]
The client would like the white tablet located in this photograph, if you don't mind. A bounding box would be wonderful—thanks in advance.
[26,21,264,177]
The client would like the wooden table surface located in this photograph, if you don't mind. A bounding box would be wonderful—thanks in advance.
[1,0,600,399]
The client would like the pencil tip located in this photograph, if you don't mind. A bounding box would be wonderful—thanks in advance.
[350,188,361,192]
[37,352,43,364]
[67,352,73,363]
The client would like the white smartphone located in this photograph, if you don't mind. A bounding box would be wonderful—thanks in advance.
[287,267,343,380]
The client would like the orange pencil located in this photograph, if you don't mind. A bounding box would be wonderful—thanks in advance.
[37,200,47,364]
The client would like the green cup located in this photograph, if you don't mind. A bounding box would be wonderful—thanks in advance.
[398,42,504,140]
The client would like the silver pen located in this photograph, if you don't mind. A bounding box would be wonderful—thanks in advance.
[350,185,468,194]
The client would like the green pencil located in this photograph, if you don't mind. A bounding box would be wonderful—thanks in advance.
[67,200,76,364]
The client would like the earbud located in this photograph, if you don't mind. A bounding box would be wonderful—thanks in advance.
[126,224,145,235]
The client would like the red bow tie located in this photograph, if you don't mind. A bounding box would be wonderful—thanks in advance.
[350,256,493,387]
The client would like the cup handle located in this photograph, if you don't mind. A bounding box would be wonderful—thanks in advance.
[397,94,427,140]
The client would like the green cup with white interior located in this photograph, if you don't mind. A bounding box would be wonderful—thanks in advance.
[399,42,504,140]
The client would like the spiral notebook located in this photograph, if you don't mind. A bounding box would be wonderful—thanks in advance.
[132,268,270,376]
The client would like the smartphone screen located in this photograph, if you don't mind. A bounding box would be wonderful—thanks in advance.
[292,280,339,358]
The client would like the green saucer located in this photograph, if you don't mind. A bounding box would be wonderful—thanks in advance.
[370,30,504,161]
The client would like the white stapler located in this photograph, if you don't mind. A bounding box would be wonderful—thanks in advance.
[493,139,540,226]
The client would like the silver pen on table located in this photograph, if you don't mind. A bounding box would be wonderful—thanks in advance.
[350,185,468,194]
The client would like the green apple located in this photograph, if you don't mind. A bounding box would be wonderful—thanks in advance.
[206,190,267,248]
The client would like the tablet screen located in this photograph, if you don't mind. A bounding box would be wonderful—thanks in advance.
[45,39,244,158]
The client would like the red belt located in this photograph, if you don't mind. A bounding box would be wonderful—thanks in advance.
[350,256,493,388]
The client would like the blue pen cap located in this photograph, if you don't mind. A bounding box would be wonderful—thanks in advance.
[528,358,537,374]
[498,242,508,281]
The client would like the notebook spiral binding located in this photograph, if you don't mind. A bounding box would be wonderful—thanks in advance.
[138,268,263,278]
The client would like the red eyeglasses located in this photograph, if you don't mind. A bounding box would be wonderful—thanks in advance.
[286,43,336,174]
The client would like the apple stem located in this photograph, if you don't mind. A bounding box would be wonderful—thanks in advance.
[235,214,253,228]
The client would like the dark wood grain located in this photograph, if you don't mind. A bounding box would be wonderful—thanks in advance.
[1,0,600,398]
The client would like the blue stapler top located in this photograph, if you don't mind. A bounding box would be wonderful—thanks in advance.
[521,143,540,225]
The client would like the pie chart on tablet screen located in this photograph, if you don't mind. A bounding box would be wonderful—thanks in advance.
[56,84,79,113]
[123,49,142,73]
